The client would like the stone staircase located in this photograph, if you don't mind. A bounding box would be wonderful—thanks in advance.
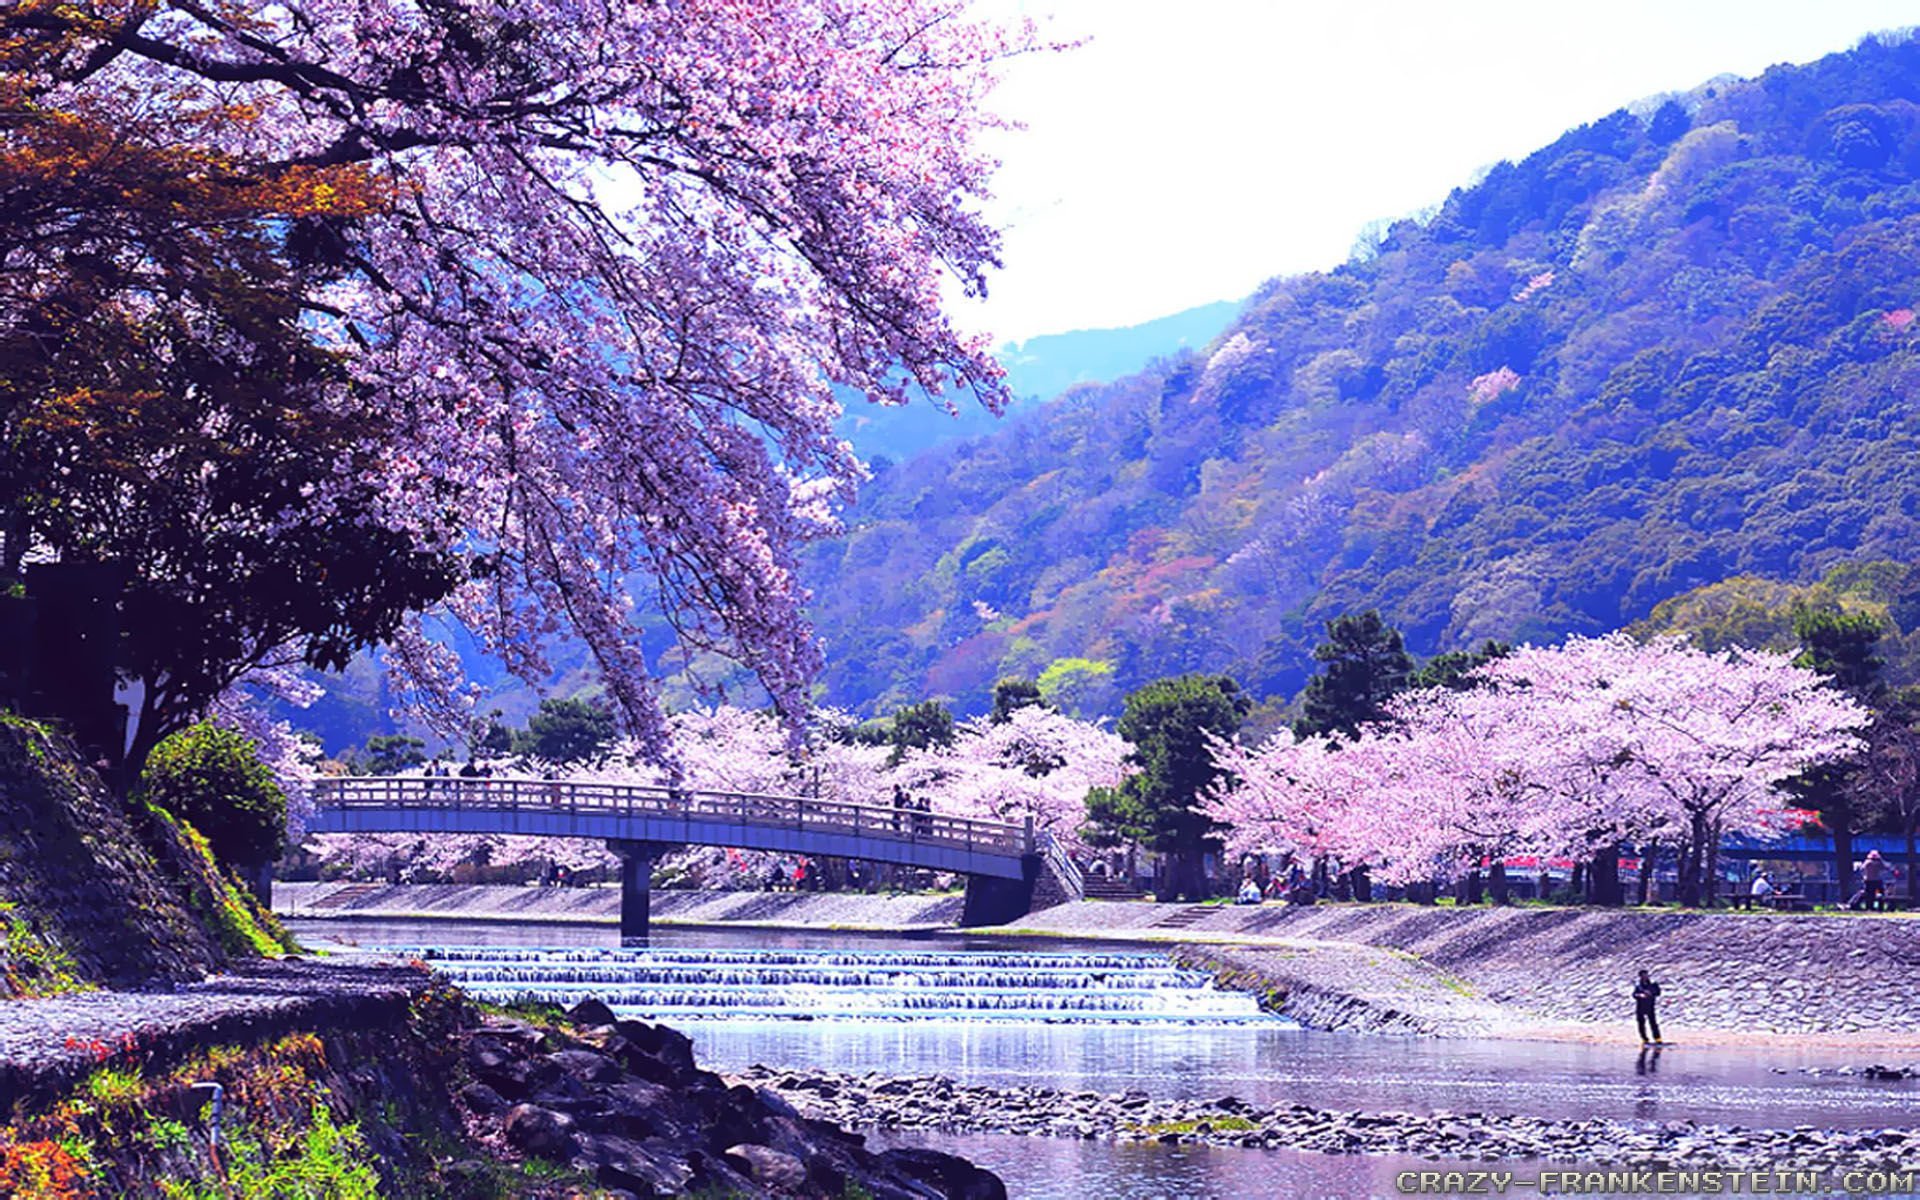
[1082,876,1147,900]
[304,882,382,910]
[1151,904,1215,929]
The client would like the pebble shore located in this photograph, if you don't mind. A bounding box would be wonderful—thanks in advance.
[738,1066,1920,1171]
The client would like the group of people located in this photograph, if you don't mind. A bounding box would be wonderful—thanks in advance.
[889,785,935,836]
[1745,851,1904,911]
[1235,860,1320,906]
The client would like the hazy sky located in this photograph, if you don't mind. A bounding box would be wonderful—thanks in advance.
[962,1,1920,344]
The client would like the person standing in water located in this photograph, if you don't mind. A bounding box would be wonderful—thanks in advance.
[1633,969,1664,1044]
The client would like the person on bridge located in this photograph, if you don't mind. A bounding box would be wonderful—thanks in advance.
[1633,969,1664,1044]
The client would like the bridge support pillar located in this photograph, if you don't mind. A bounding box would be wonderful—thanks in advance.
[961,858,1041,928]
[608,840,676,943]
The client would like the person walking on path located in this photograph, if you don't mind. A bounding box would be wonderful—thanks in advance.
[1863,850,1888,908]
[1633,969,1663,1044]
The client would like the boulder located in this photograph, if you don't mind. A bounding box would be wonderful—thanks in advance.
[724,1143,809,1191]
[548,1047,625,1085]
[503,1103,577,1160]
[879,1147,1008,1200]
[567,997,618,1028]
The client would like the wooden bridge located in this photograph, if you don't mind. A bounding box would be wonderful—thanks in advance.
[307,776,1076,937]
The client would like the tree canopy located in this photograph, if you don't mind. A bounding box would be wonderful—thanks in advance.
[2,0,1026,758]
[1084,673,1249,899]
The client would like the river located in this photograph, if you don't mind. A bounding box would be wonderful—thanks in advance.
[288,917,1920,1198]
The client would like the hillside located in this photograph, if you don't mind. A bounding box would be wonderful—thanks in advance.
[802,31,1920,716]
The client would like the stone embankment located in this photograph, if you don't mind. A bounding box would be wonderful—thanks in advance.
[277,881,965,930]
[741,1066,1920,1172]
[1010,902,1920,1041]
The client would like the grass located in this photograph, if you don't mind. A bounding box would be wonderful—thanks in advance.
[1127,1115,1259,1136]
[0,899,90,998]
[82,1066,144,1109]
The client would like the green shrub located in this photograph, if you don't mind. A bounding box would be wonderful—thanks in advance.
[141,722,285,874]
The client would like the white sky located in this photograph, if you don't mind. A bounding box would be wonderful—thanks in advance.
[962,0,1920,343]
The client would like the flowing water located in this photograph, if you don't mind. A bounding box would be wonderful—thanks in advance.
[291,918,1920,1198]
[416,945,1270,1023]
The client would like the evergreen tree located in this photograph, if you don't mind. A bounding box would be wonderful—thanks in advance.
[1083,674,1249,900]
[1295,612,1415,739]
[889,699,957,763]
[142,722,287,881]
[1790,608,1886,900]
[523,697,618,764]
[990,678,1047,724]
[1410,640,1512,691]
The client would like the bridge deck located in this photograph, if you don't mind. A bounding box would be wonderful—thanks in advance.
[308,776,1034,880]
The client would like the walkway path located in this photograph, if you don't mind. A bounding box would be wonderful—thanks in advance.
[0,960,424,1116]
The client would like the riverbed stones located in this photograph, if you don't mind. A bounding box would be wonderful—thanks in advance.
[736,1065,1920,1172]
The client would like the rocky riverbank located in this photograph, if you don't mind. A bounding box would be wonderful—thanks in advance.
[0,963,1004,1198]
[740,1065,1920,1174]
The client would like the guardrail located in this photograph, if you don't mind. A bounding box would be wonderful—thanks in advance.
[1039,831,1085,902]
[313,775,1035,858]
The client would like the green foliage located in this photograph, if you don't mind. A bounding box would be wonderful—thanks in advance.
[1085,674,1249,899]
[0,900,88,998]
[989,677,1046,723]
[1793,608,1887,698]
[146,804,294,958]
[888,699,955,763]
[158,1104,380,1200]
[1410,639,1512,691]
[521,696,617,764]
[352,734,425,776]
[1036,657,1116,718]
[1295,612,1416,738]
[141,721,286,872]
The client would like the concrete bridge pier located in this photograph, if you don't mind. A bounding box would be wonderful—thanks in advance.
[608,839,678,943]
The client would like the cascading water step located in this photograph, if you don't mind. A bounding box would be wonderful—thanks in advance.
[403,946,1275,1025]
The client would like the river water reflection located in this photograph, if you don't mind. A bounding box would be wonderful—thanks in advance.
[290,917,1920,1197]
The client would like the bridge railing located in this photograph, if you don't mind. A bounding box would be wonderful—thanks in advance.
[313,775,1034,857]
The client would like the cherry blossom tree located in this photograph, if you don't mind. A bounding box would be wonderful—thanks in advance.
[902,705,1131,853]
[1210,633,1869,907]
[8,1,1030,757]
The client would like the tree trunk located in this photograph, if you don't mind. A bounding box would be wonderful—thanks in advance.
[1907,820,1918,902]
[1636,843,1656,906]
[1834,821,1855,909]
[1489,862,1509,906]
[1464,870,1484,906]
[1704,819,1724,907]
[1678,812,1708,908]
[1350,864,1371,904]
[1588,844,1623,907]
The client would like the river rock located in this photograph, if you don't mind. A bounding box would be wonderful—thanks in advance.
[504,1102,577,1159]
[567,997,618,1028]
[726,1143,810,1189]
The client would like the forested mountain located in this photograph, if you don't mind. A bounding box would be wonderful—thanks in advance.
[803,31,1920,717]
